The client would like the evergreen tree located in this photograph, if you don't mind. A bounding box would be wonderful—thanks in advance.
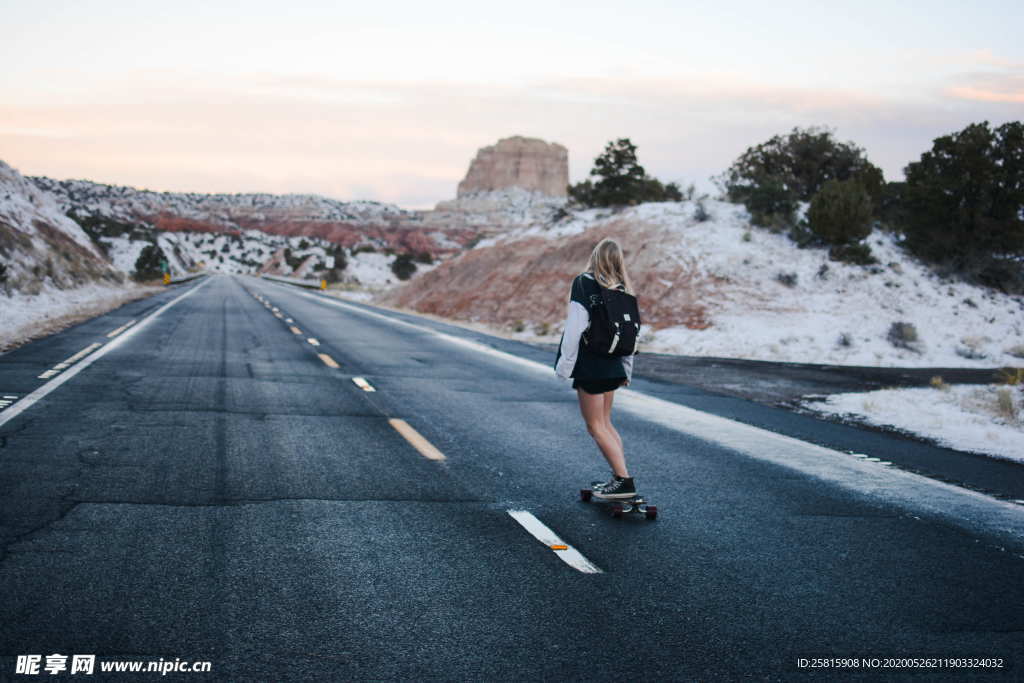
[902,121,1024,291]
[568,138,682,207]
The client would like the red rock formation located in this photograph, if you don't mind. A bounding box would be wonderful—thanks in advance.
[380,219,716,331]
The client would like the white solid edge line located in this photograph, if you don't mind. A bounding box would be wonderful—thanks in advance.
[508,510,602,574]
[0,279,211,429]
[280,285,1024,545]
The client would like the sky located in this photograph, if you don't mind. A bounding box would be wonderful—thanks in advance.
[2,0,1022,208]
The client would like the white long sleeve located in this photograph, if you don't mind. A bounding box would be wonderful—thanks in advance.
[621,352,634,382]
[555,300,588,380]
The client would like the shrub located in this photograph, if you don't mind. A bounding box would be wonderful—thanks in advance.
[887,322,920,352]
[133,243,167,281]
[901,121,1024,292]
[390,253,417,281]
[930,375,949,391]
[0,261,7,284]
[808,179,873,245]
[329,246,347,272]
[775,272,798,287]
[996,388,1017,420]
[413,251,434,265]
[693,201,711,223]
[837,332,852,347]
[719,126,884,229]
[828,243,877,265]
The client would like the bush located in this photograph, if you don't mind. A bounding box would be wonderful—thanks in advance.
[887,322,920,352]
[693,201,711,223]
[775,272,798,287]
[413,251,434,265]
[329,246,347,272]
[133,243,167,281]
[0,261,7,284]
[901,121,1024,292]
[828,243,877,265]
[391,253,417,281]
[719,126,883,229]
[808,179,873,244]
[569,138,682,207]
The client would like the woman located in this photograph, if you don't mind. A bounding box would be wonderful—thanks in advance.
[554,238,637,499]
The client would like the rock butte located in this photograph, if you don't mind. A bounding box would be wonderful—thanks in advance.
[456,136,569,198]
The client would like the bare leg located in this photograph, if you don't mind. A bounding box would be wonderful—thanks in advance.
[603,390,624,459]
[577,389,629,478]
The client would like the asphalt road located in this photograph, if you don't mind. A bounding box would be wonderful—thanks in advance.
[1,274,1022,681]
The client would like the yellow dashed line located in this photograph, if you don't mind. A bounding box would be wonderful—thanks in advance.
[106,320,137,338]
[318,353,340,369]
[388,419,446,461]
[289,326,302,335]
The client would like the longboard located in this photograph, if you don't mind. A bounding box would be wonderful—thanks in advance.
[580,481,658,520]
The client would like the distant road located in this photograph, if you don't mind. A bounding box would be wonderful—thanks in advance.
[1,274,1022,680]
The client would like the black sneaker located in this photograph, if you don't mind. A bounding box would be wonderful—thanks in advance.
[594,476,636,500]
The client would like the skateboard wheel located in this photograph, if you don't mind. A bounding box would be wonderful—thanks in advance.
[580,489,592,502]
[610,504,624,518]
[645,505,658,520]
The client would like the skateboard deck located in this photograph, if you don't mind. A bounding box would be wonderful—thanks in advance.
[580,481,657,520]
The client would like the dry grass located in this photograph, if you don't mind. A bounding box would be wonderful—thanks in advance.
[996,388,1017,421]
[930,375,950,391]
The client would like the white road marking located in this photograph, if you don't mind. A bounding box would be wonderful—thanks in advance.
[507,510,603,574]
[285,318,294,323]
[284,286,1024,546]
[307,338,320,346]
[106,319,137,338]
[352,377,376,392]
[0,279,210,429]
[37,370,59,379]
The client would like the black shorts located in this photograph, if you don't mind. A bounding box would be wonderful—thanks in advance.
[572,377,626,395]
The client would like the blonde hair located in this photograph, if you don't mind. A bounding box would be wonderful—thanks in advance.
[585,238,632,294]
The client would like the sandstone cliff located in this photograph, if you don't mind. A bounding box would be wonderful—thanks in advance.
[456,136,568,198]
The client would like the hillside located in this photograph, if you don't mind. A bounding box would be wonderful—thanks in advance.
[32,176,477,264]
[380,199,1024,368]
[0,161,122,296]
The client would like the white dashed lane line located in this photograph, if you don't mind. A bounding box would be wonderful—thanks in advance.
[507,510,603,574]
[0,279,210,429]
[307,338,320,346]
[352,377,376,392]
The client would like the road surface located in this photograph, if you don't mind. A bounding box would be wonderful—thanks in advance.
[1,274,1022,680]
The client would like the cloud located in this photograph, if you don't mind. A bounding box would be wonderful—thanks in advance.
[944,71,1024,104]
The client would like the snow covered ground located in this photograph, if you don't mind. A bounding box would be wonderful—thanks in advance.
[804,383,1024,463]
[1,282,160,351]
[481,199,1024,368]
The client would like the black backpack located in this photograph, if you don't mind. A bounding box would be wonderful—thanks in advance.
[581,277,641,357]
